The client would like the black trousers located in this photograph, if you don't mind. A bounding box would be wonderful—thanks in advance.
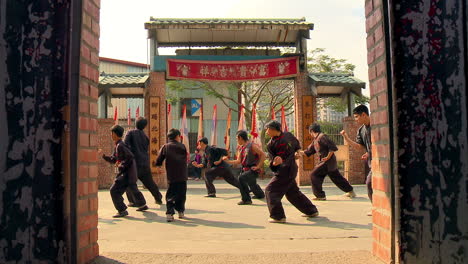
[126,166,163,204]
[310,166,353,198]
[265,166,317,220]
[110,175,146,212]
[239,169,265,202]
[166,181,187,215]
[366,170,373,202]
[204,166,240,195]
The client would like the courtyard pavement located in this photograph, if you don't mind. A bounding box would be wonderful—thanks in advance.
[92,179,382,264]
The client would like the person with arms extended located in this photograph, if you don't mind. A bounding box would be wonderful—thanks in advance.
[155,129,188,222]
[101,125,148,217]
[124,117,163,205]
[192,137,240,198]
[223,130,265,205]
[264,120,318,223]
[340,104,373,215]
[299,123,356,200]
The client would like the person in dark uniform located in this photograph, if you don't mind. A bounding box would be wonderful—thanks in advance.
[223,130,266,205]
[264,120,319,223]
[123,117,163,205]
[155,129,188,222]
[299,123,356,200]
[340,104,373,215]
[101,125,148,218]
[192,137,240,198]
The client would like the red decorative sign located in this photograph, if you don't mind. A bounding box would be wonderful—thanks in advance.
[166,57,299,81]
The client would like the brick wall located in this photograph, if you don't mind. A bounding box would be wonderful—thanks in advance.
[342,117,366,184]
[146,72,168,188]
[294,71,315,186]
[97,119,115,189]
[365,0,392,262]
[78,0,101,262]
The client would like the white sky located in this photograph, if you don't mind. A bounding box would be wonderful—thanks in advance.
[99,0,369,95]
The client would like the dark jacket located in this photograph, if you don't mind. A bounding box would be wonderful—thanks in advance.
[267,132,301,177]
[202,146,229,168]
[155,140,188,183]
[123,129,150,168]
[102,140,137,183]
[240,142,259,169]
[304,133,339,171]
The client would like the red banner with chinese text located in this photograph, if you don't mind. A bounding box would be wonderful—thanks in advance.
[166,57,299,81]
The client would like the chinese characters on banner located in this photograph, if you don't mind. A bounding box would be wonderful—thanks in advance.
[149,96,160,173]
[302,96,314,170]
[166,57,299,81]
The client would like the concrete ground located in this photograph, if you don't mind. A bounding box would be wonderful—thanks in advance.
[92,179,382,264]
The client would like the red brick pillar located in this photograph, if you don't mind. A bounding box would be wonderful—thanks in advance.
[294,71,315,186]
[365,0,392,262]
[342,117,366,184]
[77,0,101,262]
[97,119,115,189]
[145,72,168,188]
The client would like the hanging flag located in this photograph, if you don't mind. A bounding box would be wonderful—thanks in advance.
[210,104,218,146]
[281,105,288,132]
[167,103,172,131]
[238,104,246,131]
[271,107,276,120]
[113,107,118,125]
[127,107,131,125]
[181,104,190,154]
[197,105,204,140]
[135,106,140,119]
[251,104,262,148]
[224,108,232,151]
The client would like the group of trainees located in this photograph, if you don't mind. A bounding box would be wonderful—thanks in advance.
[101,104,372,223]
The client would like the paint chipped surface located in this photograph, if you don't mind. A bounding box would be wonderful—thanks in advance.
[393,0,468,263]
[0,0,69,262]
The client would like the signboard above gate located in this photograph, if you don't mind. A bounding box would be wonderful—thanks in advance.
[166,57,299,81]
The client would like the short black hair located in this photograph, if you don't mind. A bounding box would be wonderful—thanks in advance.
[236,130,249,141]
[353,105,369,116]
[309,123,321,133]
[110,125,124,138]
[265,120,281,131]
[198,137,208,145]
[167,128,181,140]
[135,117,147,130]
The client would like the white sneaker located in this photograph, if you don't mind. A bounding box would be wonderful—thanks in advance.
[178,212,185,219]
[268,217,286,223]
[301,212,319,218]
[166,214,175,222]
[367,211,373,216]
[343,191,357,198]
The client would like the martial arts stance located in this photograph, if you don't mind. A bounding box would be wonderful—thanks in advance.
[124,117,163,205]
[155,129,188,222]
[223,130,265,205]
[192,137,240,197]
[299,123,356,200]
[264,120,319,223]
[340,105,373,215]
[101,125,148,217]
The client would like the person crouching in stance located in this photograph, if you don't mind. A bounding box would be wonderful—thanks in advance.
[264,120,319,223]
[155,129,188,222]
[101,125,148,218]
[223,130,266,205]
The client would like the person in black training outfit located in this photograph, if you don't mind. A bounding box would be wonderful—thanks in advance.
[101,125,148,217]
[124,117,163,205]
[299,123,356,200]
[155,129,188,222]
[265,120,318,223]
[223,130,265,205]
[192,137,240,198]
[340,104,373,215]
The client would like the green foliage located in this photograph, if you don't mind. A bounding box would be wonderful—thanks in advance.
[307,48,355,74]
[321,95,370,113]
